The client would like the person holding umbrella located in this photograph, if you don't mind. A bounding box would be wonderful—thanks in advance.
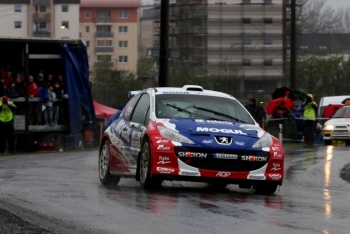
[245,98,260,122]
[303,94,318,144]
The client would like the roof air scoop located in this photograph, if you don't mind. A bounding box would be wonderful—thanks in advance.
[182,85,204,92]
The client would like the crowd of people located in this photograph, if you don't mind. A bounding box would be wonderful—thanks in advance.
[0,67,67,126]
[246,92,323,145]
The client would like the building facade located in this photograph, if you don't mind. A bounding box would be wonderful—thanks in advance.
[0,0,80,39]
[140,0,285,95]
[80,0,141,73]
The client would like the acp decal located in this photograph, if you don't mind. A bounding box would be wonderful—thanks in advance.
[197,127,247,135]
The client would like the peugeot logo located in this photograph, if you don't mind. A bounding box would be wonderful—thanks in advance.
[214,136,232,145]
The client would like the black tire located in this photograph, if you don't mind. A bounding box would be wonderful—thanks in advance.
[99,141,120,185]
[254,184,278,194]
[139,140,162,189]
[324,140,332,146]
[207,182,228,190]
[345,140,350,146]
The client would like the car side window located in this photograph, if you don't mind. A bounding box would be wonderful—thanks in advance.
[130,94,150,124]
[123,94,142,121]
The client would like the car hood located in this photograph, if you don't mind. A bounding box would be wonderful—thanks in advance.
[324,118,350,125]
[158,119,266,150]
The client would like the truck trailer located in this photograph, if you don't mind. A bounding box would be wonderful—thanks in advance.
[0,37,96,152]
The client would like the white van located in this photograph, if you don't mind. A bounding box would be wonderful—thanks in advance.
[318,95,350,117]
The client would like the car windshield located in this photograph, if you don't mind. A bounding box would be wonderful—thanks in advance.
[155,94,255,124]
[332,107,350,118]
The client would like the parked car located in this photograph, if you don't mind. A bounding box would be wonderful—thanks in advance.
[98,85,284,194]
[322,106,350,145]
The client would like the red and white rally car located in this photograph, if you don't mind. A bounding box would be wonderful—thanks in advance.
[98,85,284,194]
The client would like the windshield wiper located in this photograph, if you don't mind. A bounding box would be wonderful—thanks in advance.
[166,103,193,114]
[193,106,246,123]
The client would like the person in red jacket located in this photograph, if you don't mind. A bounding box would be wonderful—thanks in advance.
[27,75,39,124]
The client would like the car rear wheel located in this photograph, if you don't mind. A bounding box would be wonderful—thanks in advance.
[324,140,332,146]
[139,140,162,189]
[99,141,120,185]
[254,184,278,194]
[207,182,228,190]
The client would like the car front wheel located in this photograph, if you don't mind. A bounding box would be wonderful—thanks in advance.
[139,140,162,189]
[99,141,120,185]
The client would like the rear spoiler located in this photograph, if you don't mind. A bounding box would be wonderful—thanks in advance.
[128,90,141,99]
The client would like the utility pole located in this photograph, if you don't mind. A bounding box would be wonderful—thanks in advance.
[290,0,296,89]
[158,0,169,87]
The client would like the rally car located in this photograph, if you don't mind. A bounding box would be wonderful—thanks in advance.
[98,85,284,194]
[323,106,350,145]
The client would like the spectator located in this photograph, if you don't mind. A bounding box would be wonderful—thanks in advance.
[272,101,289,120]
[57,75,65,92]
[6,81,19,99]
[292,93,303,109]
[303,94,318,144]
[37,73,48,90]
[46,74,55,88]
[32,86,49,125]
[314,125,324,143]
[293,107,304,141]
[44,85,56,126]
[245,98,260,122]
[53,82,63,125]
[27,75,39,124]
[257,101,266,129]
[4,71,13,86]
[0,76,5,97]
[0,96,16,153]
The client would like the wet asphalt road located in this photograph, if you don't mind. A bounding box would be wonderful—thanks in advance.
[0,144,350,234]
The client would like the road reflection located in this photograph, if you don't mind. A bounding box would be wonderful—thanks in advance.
[324,146,333,219]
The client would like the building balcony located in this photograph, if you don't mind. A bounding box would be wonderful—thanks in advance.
[33,30,50,37]
[94,61,114,68]
[33,12,50,20]
[95,32,114,38]
[95,47,114,53]
[95,17,114,23]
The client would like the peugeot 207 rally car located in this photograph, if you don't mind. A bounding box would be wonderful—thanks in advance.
[98,85,284,194]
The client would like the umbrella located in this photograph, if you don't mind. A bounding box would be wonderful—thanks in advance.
[292,89,308,102]
[271,87,291,100]
[266,98,293,115]
[342,98,350,104]
[322,103,344,118]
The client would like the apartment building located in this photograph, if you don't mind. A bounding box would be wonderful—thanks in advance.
[0,0,80,38]
[140,0,285,94]
[80,0,141,72]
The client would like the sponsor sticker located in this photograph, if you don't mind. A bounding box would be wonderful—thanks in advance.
[156,139,169,144]
[248,175,266,180]
[216,171,231,177]
[178,152,207,158]
[235,141,245,146]
[213,153,238,159]
[157,156,171,165]
[109,145,128,165]
[179,171,200,176]
[239,124,261,131]
[197,127,247,135]
[241,156,268,162]
[272,147,281,151]
[269,174,282,180]
[273,152,283,158]
[157,145,170,150]
[157,167,175,174]
[202,140,213,144]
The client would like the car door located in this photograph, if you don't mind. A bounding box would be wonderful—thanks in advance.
[128,93,150,158]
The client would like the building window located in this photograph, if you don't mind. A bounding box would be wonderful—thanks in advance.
[264,38,273,46]
[242,0,251,4]
[243,39,251,46]
[119,41,128,48]
[319,46,327,50]
[86,41,90,47]
[85,11,90,18]
[264,59,273,66]
[264,18,273,24]
[62,5,69,12]
[242,18,251,24]
[35,5,47,13]
[85,26,90,32]
[118,11,128,18]
[264,0,272,4]
[97,55,112,61]
[61,21,69,29]
[14,5,22,12]
[39,22,47,29]
[14,21,22,28]
[119,26,128,33]
[97,40,112,46]
[119,56,128,63]
[242,59,251,66]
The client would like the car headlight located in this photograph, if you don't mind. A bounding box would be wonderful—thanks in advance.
[252,133,273,148]
[324,125,334,130]
[157,126,195,144]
